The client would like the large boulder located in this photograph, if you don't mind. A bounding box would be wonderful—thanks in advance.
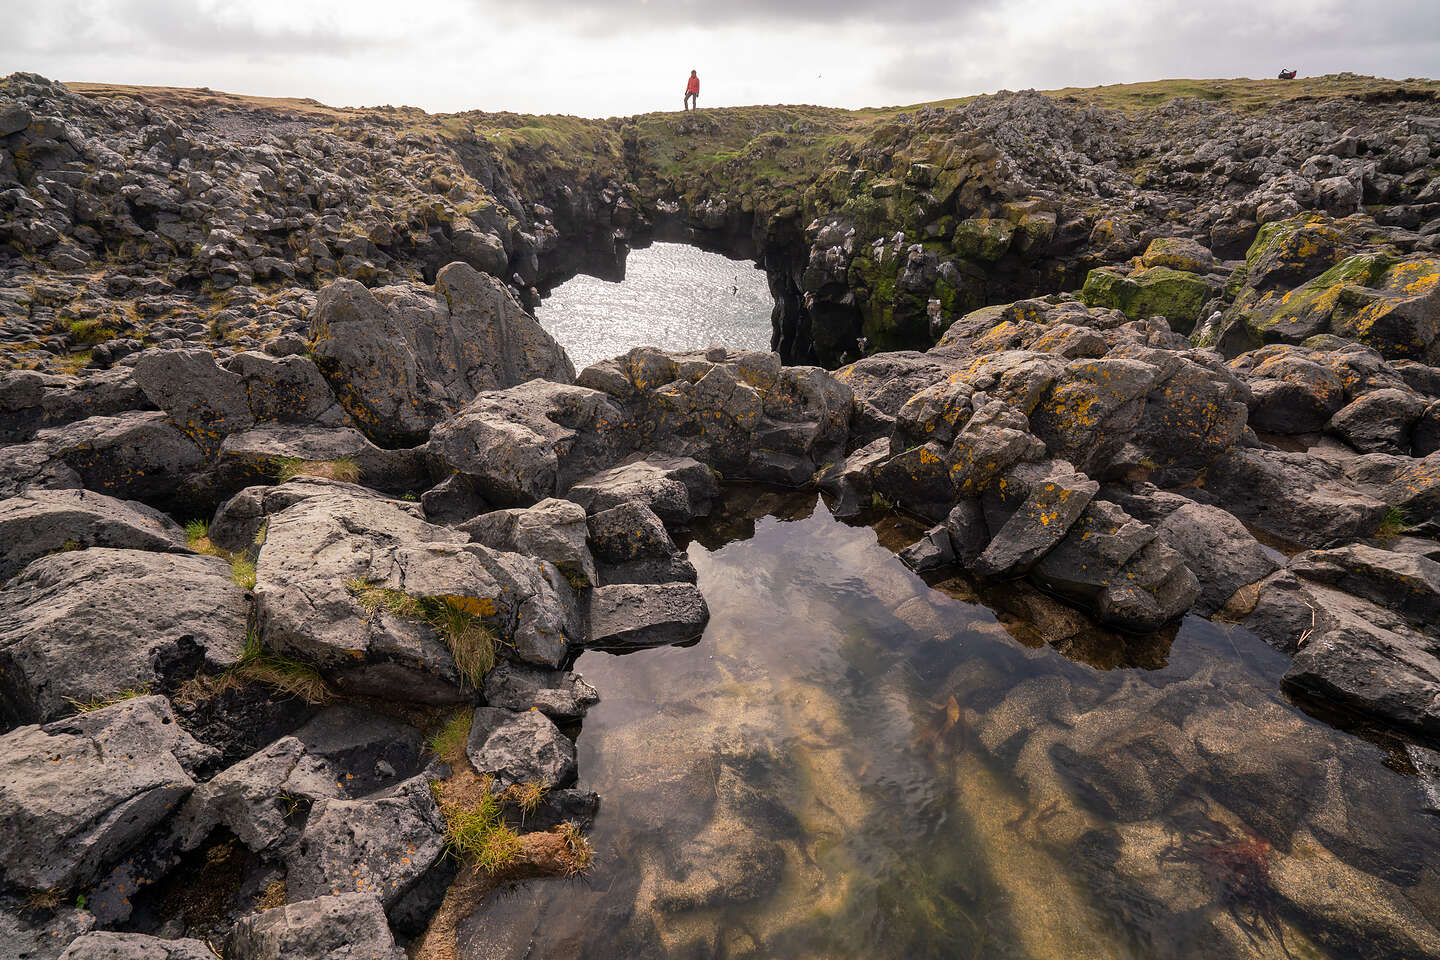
[57,933,214,960]
[310,263,574,445]
[0,367,148,445]
[131,348,355,458]
[972,466,1098,578]
[1029,500,1199,632]
[585,582,710,650]
[577,347,852,485]
[201,423,429,500]
[254,489,581,700]
[0,549,249,726]
[1277,581,1440,741]
[0,488,187,583]
[565,455,719,524]
[1123,491,1281,615]
[428,380,629,506]
[226,894,405,960]
[1328,387,1428,454]
[466,706,577,789]
[208,476,409,554]
[2,412,205,506]
[285,774,446,913]
[130,349,254,455]
[172,706,426,856]
[482,661,599,721]
[1080,265,1215,334]
[460,497,596,587]
[0,696,212,891]
[1200,447,1389,548]
[585,500,677,564]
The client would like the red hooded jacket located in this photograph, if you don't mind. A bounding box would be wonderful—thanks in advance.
[686,75,700,95]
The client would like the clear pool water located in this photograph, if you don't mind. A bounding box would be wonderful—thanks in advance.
[457,489,1440,960]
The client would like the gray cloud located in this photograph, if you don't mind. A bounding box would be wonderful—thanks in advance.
[872,0,1440,100]
[2,0,1437,116]
[9,0,384,60]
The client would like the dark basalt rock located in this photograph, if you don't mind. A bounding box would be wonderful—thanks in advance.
[482,661,599,721]
[57,932,215,960]
[585,582,711,650]
[285,773,447,915]
[565,454,719,525]
[0,487,188,582]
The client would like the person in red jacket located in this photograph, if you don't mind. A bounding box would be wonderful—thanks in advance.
[684,70,700,111]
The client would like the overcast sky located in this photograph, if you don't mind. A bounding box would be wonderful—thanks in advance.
[5,0,1439,117]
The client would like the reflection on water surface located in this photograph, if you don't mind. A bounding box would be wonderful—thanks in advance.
[459,489,1440,960]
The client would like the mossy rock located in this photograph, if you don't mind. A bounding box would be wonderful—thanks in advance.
[952,218,1014,262]
[1331,258,1440,360]
[870,178,901,199]
[1079,266,1214,333]
[1237,252,1395,345]
[1243,214,1351,291]
[1140,237,1215,274]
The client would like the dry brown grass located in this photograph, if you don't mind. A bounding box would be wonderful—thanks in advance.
[254,879,286,911]
[410,833,585,960]
[273,456,361,484]
[413,714,594,960]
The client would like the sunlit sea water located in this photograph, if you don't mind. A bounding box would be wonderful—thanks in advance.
[536,243,774,370]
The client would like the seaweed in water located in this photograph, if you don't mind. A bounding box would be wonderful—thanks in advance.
[1159,815,1291,957]
[913,694,971,761]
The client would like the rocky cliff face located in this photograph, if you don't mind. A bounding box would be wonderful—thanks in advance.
[5,71,1440,959]
[6,73,1440,373]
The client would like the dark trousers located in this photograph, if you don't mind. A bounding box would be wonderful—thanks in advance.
[684,92,698,110]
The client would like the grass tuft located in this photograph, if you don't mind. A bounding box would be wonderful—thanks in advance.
[433,772,523,875]
[559,820,594,876]
[274,455,361,484]
[21,887,65,915]
[427,710,472,765]
[1376,506,1411,539]
[65,318,118,345]
[506,781,548,818]
[185,518,224,556]
[64,684,151,713]
[346,583,496,687]
[230,557,257,590]
[229,631,331,703]
[55,350,92,375]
